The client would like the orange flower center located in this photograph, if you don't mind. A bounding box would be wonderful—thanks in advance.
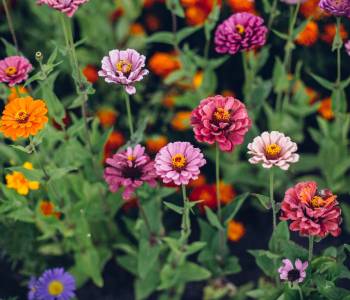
[127,155,135,161]
[213,108,230,122]
[310,195,336,208]
[172,153,187,169]
[265,143,282,159]
[15,110,29,123]
[5,66,17,75]
[116,60,132,74]
[236,24,245,35]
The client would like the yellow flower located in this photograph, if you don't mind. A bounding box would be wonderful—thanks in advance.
[6,162,40,195]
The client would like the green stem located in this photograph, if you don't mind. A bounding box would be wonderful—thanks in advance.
[15,85,22,98]
[139,200,152,236]
[215,143,222,221]
[171,12,180,53]
[335,17,342,88]
[308,235,314,262]
[297,284,304,300]
[124,92,134,136]
[268,0,279,29]
[181,185,190,243]
[2,0,19,52]
[270,170,277,230]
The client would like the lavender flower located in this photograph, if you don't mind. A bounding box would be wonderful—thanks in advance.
[319,0,350,17]
[278,259,308,283]
[99,49,149,95]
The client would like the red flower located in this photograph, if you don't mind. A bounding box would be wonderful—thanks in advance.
[280,181,342,238]
[189,184,217,212]
[83,64,99,84]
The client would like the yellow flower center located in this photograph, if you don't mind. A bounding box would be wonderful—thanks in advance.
[116,60,132,74]
[172,153,187,169]
[5,66,17,75]
[236,24,245,35]
[265,143,282,159]
[15,110,29,123]
[48,280,64,296]
[127,155,135,161]
[311,196,323,208]
[213,108,230,122]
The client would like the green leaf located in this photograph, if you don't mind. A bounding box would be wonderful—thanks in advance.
[163,201,183,214]
[309,72,334,91]
[252,193,271,210]
[146,31,174,45]
[138,238,161,279]
[165,0,185,17]
[223,192,249,223]
[1,38,18,56]
[272,30,289,40]
[205,206,224,230]
[268,221,290,254]
[179,262,211,282]
[177,26,201,42]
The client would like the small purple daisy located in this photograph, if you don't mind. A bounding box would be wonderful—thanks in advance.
[28,277,38,300]
[278,259,308,284]
[98,49,149,95]
[35,268,76,300]
[155,142,206,186]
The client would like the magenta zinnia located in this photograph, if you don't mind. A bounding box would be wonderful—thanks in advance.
[319,0,350,17]
[98,49,149,95]
[214,12,268,55]
[37,0,89,17]
[247,131,299,170]
[191,95,251,152]
[104,144,157,200]
[0,56,32,87]
[280,181,342,238]
[155,142,206,185]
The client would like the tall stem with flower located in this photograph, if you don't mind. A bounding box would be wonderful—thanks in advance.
[2,0,19,52]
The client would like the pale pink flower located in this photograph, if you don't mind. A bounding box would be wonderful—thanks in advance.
[155,142,206,185]
[278,259,308,283]
[247,131,299,170]
[37,0,89,17]
[0,56,32,87]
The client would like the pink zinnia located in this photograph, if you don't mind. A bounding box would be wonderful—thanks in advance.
[214,12,268,55]
[345,41,350,56]
[104,144,157,200]
[278,259,308,283]
[37,0,89,17]
[0,56,32,87]
[247,131,299,170]
[155,142,206,186]
[280,181,342,238]
[191,95,252,152]
[98,49,149,95]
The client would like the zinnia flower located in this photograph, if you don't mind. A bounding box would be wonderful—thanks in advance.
[146,135,169,153]
[98,48,149,95]
[171,111,192,131]
[104,144,157,200]
[191,95,252,152]
[319,0,350,17]
[227,220,245,242]
[0,56,32,87]
[278,259,308,283]
[6,162,40,195]
[96,107,118,128]
[218,181,236,204]
[36,268,76,300]
[148,52,181,78]
[247,131,299,170]
[321,23,348,44]
[0,96,48,140]
[83,64,98,83]
[40,201,61,219]
[345,40,350,55]
[104,131,125,161]
[7,86,28,102]
[37,0,89,17]
[155,141,206,185]
[189,184,217,212]
[295,21,319,46]
[280,181,342,237]
[301,0,325,20]
[228,0,256,14]
[28,277,38,300]
[214,12,268,55]
[318,97,334,120]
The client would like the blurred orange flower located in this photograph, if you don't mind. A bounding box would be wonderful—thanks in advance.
[145,14,161,31]
[0,96,48,140]
[6,162,40,195]
[227,0,256,14]
[217,181,236,205]
[189,184,217,212]
[221,89,236,97]
[104,131,125,161]
[40,201,61,219]
[149,52,181,78]
[146,135,168,153]
[171,111,191,131]
[162,93,176,108]
[130,23,145,36]
[321,23,348,44]
[83,64,99,84]
[188,174,207,188]
[193,70,204,89]
[96,107,118,128]
[295,21,319,46]
[300,0,324,20]
[8,86,28,102]
[227,220,245,242]
[182,0,222,26]
[305,87,319,104]
[318,97,334,120]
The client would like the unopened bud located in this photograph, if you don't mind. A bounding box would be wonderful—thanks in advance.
[35,51,43,62]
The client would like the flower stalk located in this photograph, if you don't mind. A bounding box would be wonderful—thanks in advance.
[2,0,19,52]
[124,92,134,136]
[308,235,314,262]
[270,170,277,230]
[181,184,190,243]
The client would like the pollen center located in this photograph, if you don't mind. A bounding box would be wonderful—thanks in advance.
[213,108,230,122]
[15,110,29,123]
[235,24,245,35]
[265,143,282,158]
[5,66,17,75]
[172,153,187,169]
[127,155,135,161]
[48,280,64,296]
[116,60,132,74]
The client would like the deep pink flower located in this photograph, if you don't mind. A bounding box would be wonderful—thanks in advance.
[0,56,32,87]
[104,144,157,200]
[247,131,299,170]
[280,181,342,238]
[155,142,206,185]
[214,12,268,55]
[319,0,350,17]
[278,259,308,283]
[191,95,251,152]
[98,49,149,95]
[345,41,350,56]
[37,0,89,17]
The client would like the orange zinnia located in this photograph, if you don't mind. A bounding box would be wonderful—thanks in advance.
[6,162,40,195]
[218,181,236,205]
[148,52,181,78]
[227,220,245,242]
[188,174,207,188]
[96,107,118,128]
[8,86,28,102]
[295,21,319,46]
[0,96,48,140]
[321,23,348,44]
[83,64,99,84]
[130,23,145,36]
[300,0,324,20]
[227,0,256,14]
[171,111,191,131]
[318,97,334,120]
[146,135,168,153]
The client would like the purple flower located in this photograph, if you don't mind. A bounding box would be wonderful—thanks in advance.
[278,259,308,284]
[319,0,350,17]
[36,268,76,300]
[104,144,157,200]
[0,56,32,87]
[37,0,89,17]
[214,12,268,55]
[28,277,38,300]
[345,40,350,56]
[98,49,149,95]
[155,142,206,186]
[281,0,306,4]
